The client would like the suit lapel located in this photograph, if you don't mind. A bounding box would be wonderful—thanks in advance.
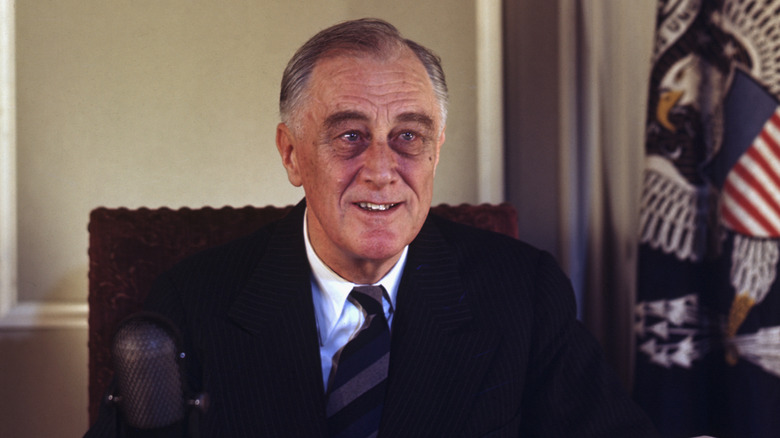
[228,201,314,335]
[382,216,502,436]
[227,201,328,436]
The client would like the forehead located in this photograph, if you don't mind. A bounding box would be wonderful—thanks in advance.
[305,50,439,121]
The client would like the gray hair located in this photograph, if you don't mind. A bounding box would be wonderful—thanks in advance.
[279,18,448,129]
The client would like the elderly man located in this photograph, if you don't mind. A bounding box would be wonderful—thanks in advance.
[87,18,657,437]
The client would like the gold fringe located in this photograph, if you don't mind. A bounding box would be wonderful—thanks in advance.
[725,293,755,366]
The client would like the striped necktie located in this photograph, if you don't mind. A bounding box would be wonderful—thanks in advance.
[326,285,391,438]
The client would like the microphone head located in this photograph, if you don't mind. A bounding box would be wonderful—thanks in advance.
[111,312,186,429]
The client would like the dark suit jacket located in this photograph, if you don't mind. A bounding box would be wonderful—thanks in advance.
[88,201,657,437]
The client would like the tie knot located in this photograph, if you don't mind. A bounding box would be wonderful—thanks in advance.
[350,285,384,316]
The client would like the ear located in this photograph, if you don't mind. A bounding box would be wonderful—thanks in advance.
[276,123,303,187]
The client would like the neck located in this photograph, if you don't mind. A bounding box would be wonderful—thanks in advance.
[330,254,403,285]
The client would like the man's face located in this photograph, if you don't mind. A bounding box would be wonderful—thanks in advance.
[276,49,445,283]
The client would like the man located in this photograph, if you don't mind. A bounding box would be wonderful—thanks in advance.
[88,18,658,437]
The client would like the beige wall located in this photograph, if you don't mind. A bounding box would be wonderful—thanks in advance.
[1,1,490,436]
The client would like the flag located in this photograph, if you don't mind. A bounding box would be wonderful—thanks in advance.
[635,1,780,436]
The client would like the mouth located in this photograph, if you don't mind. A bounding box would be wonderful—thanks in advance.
[356,202,400,212]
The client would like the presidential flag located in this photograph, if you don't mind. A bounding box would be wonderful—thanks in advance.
[635,1,780,436]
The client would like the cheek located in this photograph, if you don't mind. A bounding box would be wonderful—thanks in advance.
[309,157,359,197]
[400,161,437,193]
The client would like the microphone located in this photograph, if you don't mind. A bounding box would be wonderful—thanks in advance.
[109,312,207,434]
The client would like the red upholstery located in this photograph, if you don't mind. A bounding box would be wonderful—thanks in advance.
[87,203,518,424]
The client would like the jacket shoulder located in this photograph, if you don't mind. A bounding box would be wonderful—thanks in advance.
[425,212,575,316]
[428,212,551,267]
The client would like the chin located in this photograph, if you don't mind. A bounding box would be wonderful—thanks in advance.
[353,237,408,262]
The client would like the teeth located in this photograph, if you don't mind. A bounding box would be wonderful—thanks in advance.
[358,202,396,211]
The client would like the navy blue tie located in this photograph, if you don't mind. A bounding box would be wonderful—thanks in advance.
[326,286,391,438]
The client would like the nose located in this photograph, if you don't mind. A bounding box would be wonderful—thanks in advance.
[360,140,397,188]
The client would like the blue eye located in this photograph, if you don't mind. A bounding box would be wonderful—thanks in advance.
[400,132,415,141]
[343,132,360,142]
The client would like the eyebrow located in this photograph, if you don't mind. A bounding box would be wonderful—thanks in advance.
[323,111,369,130]
[395,112,435,130]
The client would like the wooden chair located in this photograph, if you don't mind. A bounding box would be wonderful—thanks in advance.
[86,203,518,424]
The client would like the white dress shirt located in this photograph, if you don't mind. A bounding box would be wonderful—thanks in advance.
[303,211,406,389]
